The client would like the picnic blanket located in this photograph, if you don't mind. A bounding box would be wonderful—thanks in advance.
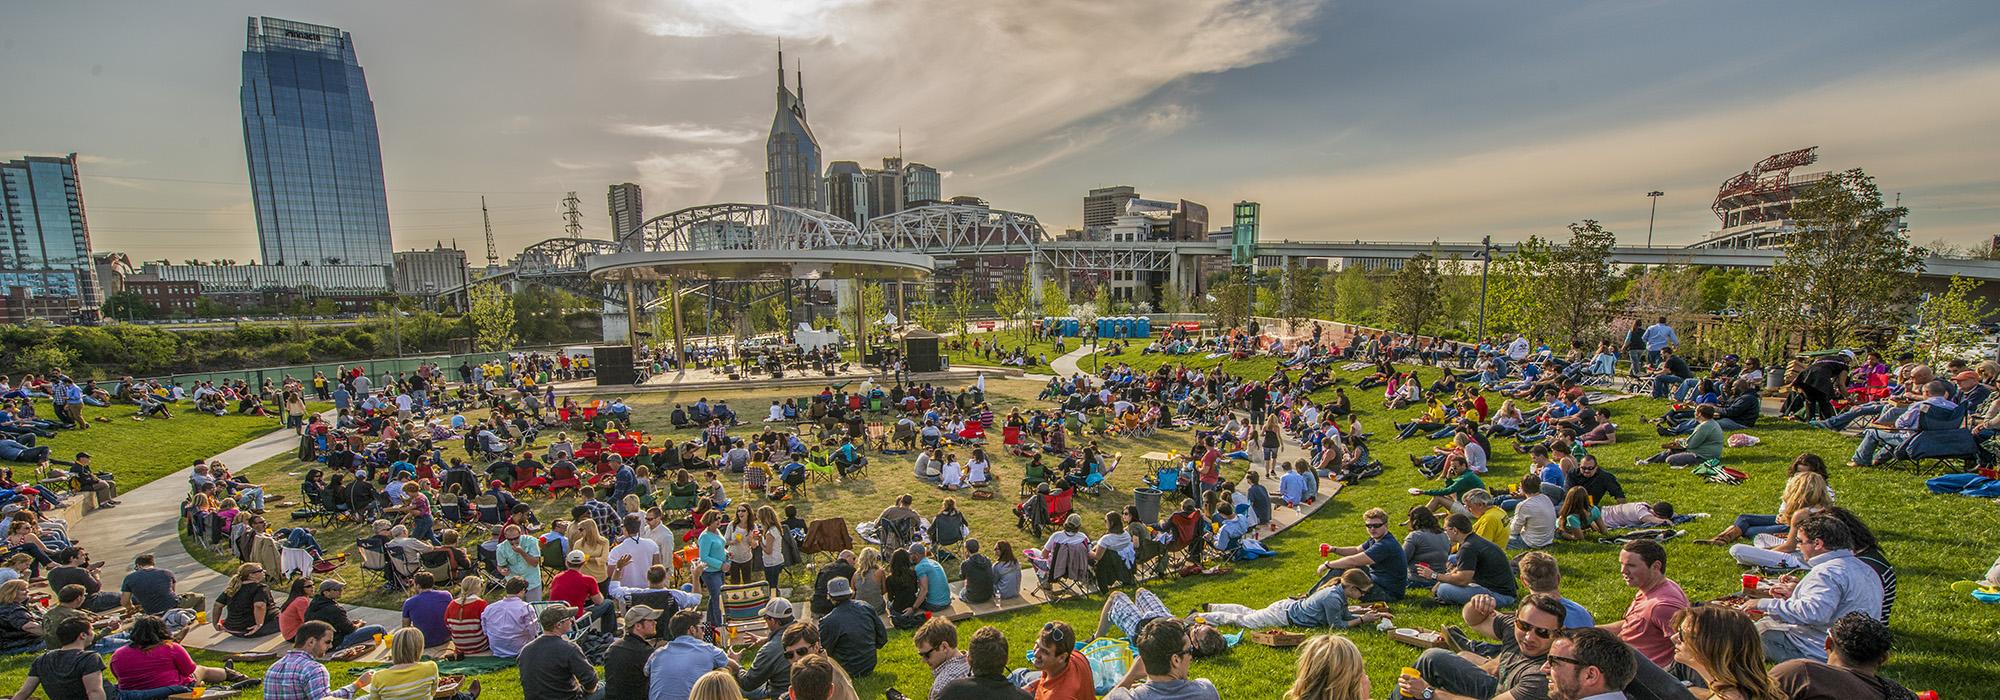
[346,655,516,676]
[1925,472,2000,498]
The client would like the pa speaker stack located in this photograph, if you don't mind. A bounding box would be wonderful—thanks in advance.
[904,330,943,373]
[595,345,637,386]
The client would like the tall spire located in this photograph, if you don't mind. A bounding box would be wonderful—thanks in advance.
[796,58,804,106]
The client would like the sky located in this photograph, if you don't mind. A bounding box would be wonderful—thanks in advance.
[5,0,2000,264]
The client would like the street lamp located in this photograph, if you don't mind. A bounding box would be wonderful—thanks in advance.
[1646,191,1665,247]
[1476,235,1498,340]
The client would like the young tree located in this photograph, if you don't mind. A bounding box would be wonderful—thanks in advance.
[990,282,1030,345]
[1331,265,1379,326]
[1538,220,1621,343]
[467,283,517,351]
[1383,253,1444,337]
[1039,281,1070,320]
[1751,168,1922,348]
[1903,276,1990,365]
[948,282,977,337]
[1205,274,1251,329]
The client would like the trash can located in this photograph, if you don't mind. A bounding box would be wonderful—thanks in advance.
[1133,487,1163,524]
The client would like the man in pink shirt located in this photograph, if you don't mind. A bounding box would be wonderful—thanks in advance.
[1600,540,1688,673]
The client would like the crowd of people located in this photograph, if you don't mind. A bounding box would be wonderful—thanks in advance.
[0,319,1977,700]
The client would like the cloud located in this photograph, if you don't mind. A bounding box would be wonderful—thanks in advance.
[632,148,749,205]
[977,102,1199,181]
[1240,62,2000,246]
[550,158,602,171]
[610,122,762,144]
[603,0,1322,171]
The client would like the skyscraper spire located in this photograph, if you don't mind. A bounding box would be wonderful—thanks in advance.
[776,39,785,91]
[796,58,804,106]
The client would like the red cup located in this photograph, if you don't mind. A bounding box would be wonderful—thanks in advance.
[1915,691,1939,700]
[1742,574,1760,591]
[1319,543,1333,557]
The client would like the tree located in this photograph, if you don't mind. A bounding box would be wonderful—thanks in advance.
[1039,281,1070,320]
[467,284,517,351]
[1903,276,1990,365]
[1750,168,1922,348]
[1205,274,1251,329]
[1537,220,1620,343]
[17,344,75,376]
[1383,253,1445,337]
[102,292,153,321]
[991,282,1030,345]
[948,282,977,336]
[1331,265,1378,327]
[1624,265,1704,319]
[1158,286,1189,316]
[859,282,887,336]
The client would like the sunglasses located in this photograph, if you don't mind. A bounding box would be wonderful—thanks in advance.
[1364,521,1387,529]
[1514,620,1556,640]
[784,646,815,660]
[1545,654,1590,668]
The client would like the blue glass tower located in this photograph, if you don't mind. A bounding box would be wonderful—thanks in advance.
[240,16,393,266]
[765,51,825,211]
[0,154,100,322]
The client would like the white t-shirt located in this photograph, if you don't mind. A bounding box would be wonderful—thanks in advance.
[941,460,964,487]
[608,536,661,588]
[640,523,676,567]
[966,459,989,484]
[1511,494,1558,548]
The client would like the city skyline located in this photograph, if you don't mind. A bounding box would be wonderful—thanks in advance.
[5,0,2000,263]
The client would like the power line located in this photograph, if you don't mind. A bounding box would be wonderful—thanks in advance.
[80,173,567,196]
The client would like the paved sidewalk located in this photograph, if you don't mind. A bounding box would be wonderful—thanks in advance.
[80,419,402,656]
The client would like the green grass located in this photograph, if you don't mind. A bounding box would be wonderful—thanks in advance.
[13,397,327,492]
[943,335,1065,370]
[135,362,2000,697]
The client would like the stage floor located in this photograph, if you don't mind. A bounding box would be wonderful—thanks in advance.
[550,363,1020,396]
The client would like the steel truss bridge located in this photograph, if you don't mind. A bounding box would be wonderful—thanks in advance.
[443,202,2000,306]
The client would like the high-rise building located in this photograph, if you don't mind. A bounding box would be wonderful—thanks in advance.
[825,161,869,227]
[1232,201,1262,267]
[903,162,941,206]
[1084,186,1139,229]
[765,50,824,210]
[865,157,905,219]
[0,154,101,323]
[392,243,469,295]
[607,183,643,241]
[240,16,393,267]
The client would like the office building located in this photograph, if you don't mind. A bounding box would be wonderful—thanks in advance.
[765,50,824,210]
[1083,185,1139,229]
[903,161,942,206]
[240,17,393,267]
[825,161,869,227]
[393,243,470,295]
[0,154,101,323]
[607,183,643,240]
[865,157,905,219]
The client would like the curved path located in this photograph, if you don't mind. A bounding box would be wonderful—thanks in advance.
[88,366,1332,657]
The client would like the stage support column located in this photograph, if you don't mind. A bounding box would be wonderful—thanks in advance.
[668,277,685,375]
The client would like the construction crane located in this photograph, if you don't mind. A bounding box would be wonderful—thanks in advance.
[481,196,498,266]
[562,191,582,238]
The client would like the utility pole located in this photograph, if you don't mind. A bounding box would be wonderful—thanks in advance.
[1646,190,1664,247]
[1477,235,1495,340]
[561,191,582,238]
[481,196,498,267]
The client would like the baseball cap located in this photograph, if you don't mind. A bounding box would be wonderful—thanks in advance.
[319,579,346,592]
[538,604,576,628]
[826,577,855,598]
[1955,370,1980,381]
[621,605,664,628]
[761,597,796,620]
[566,550,586,565]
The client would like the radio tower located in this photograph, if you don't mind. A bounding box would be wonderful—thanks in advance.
[481,196,498,266]
[561,191,582,238]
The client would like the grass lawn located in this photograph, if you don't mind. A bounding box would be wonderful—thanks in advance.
[133,361,2000,698]
[943,334,1065,370]
[12,398,327,493]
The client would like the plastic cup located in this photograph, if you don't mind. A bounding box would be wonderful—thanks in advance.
[194,611,207,624]
[1742,574,1760,592]
[1318,543,1333,557]
[190,685,206,699]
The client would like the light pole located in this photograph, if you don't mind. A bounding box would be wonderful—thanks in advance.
[1476,235,1496,340]
[1646,190,1665,247]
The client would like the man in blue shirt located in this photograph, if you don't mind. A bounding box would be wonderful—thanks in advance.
[910,543,953,613]
[1642,316,1678,364]
[1277,461,1311,507]
[1314,507,1407,601]
[646,608,738,700]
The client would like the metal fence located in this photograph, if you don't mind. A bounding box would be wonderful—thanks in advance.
[116,350,528,394]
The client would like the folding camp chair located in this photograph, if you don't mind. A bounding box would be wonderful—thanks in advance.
[1036,540,1097,601]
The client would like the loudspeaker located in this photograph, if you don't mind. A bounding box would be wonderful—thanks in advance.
[905,335,942,373]
[595,345,636,386]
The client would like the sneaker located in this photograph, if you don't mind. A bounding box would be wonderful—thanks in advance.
[1444,625,1473,653]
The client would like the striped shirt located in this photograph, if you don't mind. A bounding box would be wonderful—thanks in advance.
[445,597,489,655]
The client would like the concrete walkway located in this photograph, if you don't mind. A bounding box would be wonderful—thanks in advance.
[1049,347,1092,381]
[81,418,403,657]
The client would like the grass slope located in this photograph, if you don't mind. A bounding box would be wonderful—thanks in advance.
[120,361,2000,697]
[13,398,326,492]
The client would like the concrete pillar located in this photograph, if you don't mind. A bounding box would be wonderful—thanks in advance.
[623,277,640,351]
[668,277,685,374]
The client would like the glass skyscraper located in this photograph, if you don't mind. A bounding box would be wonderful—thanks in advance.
[240,16,392,267]
[0,154,100,322]
[765,51,824,211]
